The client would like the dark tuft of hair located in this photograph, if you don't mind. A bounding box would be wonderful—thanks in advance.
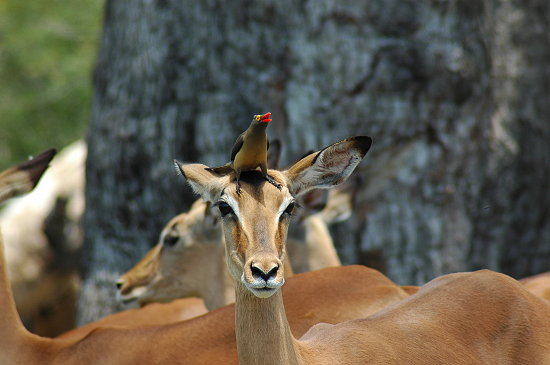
[18,148,57,187]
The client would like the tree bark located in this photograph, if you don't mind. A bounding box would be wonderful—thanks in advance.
[80,0,550,323]
[471,0,550,278]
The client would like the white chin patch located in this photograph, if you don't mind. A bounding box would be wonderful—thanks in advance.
[117,286,146,304]
[241,274,283,298]
[250,287,278,298]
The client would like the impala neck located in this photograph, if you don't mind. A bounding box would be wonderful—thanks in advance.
[235,282,301,365]
[181,243,235,310]
[303,214,341,270]
[0,231,33,352]
[199,244,235,310]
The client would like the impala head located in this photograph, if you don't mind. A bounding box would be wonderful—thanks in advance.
[175,136,372,298]
[116,199,221,305]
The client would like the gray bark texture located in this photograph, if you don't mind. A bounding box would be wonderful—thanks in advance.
[80,0,550,323]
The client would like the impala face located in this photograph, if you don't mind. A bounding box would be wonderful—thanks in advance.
[213,171,293,298]
[177,136,373,299]
[117,200,221,305]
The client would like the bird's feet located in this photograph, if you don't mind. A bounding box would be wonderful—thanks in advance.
[265,174,282,191]
[236,181,242,196]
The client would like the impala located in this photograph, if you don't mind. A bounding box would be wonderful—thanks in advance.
[177,135,550,364]
[1,141,85,336]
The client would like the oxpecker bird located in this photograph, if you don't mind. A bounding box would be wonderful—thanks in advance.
[207,112,282,195]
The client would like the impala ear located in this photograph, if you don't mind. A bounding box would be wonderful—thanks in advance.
[0,148,56,203]
[190,198,206,211]
[190,198,219,225]
[174,161,228,203]
[203,200,221,226]
[267,139,282,170]
[283,136,372,197]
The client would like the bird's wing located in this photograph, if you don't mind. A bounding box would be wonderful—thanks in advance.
[230,133,245,162]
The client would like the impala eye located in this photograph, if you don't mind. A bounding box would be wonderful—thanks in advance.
[283,202,295,217]
[216,201,234,217]
[163,234,179,247]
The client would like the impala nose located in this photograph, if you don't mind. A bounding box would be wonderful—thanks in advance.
[251,263,279,282]
[116,280,124,290]
[243,256,284,297]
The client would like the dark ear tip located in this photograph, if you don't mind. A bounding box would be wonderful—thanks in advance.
[350,136,373,155]
[19,148,57,187]
[37,148,57,162]
[19,148,57,169]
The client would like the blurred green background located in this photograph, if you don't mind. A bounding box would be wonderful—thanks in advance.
[0,0,102,168]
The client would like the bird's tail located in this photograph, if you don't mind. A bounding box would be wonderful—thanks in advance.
[205,162,233,175]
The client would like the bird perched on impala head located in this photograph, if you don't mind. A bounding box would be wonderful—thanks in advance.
[206,112,282,195]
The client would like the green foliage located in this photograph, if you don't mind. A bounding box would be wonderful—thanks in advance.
[0,0,102,167]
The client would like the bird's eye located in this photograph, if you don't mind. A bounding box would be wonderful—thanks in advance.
[255,115,261,121]
[216,201,234,217]
[163,234,179,247]
[282,202,295,217]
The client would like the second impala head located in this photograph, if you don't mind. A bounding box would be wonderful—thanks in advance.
[116,199,220,305]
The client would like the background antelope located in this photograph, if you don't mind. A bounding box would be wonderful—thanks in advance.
[520,272,550,301]
[1,141,84,336]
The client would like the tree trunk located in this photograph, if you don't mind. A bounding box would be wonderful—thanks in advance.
[80,0,550,323]
[473,0,550,278]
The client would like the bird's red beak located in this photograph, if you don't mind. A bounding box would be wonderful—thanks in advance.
[260,112,272,123]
